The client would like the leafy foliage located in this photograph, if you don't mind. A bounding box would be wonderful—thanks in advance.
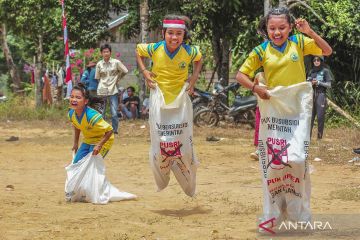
[0,94,68,121]
[0,0,359,117]
[0,0,62,57]
[302,0,360,112]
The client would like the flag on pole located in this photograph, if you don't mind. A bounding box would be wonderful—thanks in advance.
[61,0,71,83]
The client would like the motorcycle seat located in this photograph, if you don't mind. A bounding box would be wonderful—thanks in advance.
[233,95,257,107]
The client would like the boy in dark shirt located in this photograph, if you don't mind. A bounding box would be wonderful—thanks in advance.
[120,86,139,120]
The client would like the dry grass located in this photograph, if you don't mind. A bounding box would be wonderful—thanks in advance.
[329,186,360,201]
[308,127,360,165]
[0,120,359,239]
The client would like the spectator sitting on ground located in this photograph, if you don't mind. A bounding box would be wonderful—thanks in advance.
[120,86,140,120]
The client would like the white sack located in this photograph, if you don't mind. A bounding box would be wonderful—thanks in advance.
[149,84,198,197]
[65,153,137,204]
[258,82,312,223]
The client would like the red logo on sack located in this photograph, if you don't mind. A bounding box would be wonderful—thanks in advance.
[159,141,185,172]
[266,138,291,170]
[160,141,182,160]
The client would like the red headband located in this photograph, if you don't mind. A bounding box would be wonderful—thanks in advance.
[163,19,186,29]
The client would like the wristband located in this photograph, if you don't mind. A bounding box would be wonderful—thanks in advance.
[140,68,146,73]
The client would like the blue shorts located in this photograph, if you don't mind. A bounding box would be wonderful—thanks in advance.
[121,106,139,119]
[73,143,109,164]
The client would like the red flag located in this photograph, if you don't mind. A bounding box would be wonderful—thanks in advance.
[61,0,71,83]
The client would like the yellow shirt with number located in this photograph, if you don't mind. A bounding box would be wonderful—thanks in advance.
[137,41,202,104]
[68,106,114,150]
[240,34,322,88]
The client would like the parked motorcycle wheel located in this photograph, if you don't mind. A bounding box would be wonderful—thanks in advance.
[193,101,208,114]
[237,109,256,128]
[193,108,219,127]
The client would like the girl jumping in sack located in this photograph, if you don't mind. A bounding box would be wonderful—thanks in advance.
[236,6,332,226]
[136,15,202,196]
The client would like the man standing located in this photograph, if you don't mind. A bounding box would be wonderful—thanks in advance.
[95,43,128,134]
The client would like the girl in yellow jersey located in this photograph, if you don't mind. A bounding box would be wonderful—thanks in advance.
[236,7,332,226]
[66,83,137,203]
[236,7,332,96]
[68,83,114,164]
[136,15,203,103]
[135,15,203,196]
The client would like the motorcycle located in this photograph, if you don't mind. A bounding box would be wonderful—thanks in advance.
[193,82,257,128]
[191,87,212,113]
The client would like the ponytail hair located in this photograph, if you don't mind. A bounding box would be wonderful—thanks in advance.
[257,6,293,40]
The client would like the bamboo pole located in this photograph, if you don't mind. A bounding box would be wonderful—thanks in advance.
[327,98,360,128]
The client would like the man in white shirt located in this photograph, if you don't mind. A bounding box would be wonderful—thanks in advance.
[95,43,128,134]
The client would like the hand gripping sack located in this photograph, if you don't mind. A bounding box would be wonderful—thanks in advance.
[257,82,312,224]
[65,153,137,204]
[149,84,199,197]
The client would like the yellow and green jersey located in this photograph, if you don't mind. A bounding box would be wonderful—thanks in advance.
[68,107,114,150]
[137,41,202,104]
[240,34,322,88]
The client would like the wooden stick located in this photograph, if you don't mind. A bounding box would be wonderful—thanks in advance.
[327,98,360,128]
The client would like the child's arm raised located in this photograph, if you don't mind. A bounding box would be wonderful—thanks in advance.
[295,18,332,56]
[135,50,156,89]
[92,130,113,156]
[72,127,80,153]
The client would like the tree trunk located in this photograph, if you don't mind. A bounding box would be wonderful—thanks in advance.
[353,54,360,83]
[35,34,43,108]
[211,24,230,89]
[139,0,149,103]
[140,0,149,44]
[211,29,222,84]
[264,0,271,15]
[0,23,22,92]
[279,0,287,7]
[219,38,230,87]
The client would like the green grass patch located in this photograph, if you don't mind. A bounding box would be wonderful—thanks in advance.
[0,96,68,121]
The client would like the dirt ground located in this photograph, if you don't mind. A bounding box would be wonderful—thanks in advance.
[0,120,359,240]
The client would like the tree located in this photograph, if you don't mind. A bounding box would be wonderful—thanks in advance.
[0,0,62,106]
[289,0,360,110]
[64,0,126,48]
[0,23,21,92]
[0,0,126,106]
[139,0,150,102]
[299,0,359,113]
[182,0,262,86]
[116,0,182,39]
[118,0,262,87]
